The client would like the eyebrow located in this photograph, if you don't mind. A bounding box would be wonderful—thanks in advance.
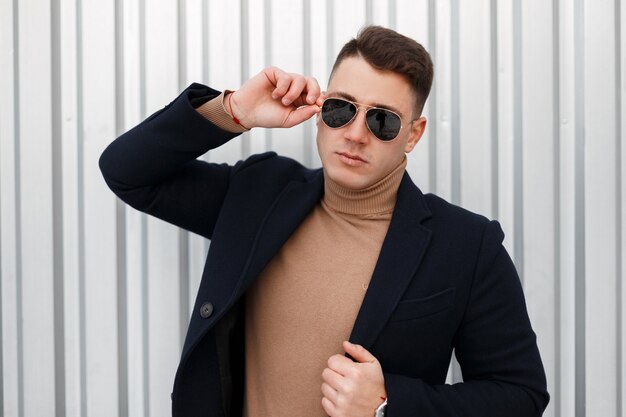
[328,91,405,119]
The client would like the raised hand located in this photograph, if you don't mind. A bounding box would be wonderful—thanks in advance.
[226,66,325,129]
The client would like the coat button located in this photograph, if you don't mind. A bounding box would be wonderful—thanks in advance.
[200,302,214,319]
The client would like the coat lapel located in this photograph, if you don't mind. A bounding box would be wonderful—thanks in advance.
[238,169,325,290]
[348,172,433,350]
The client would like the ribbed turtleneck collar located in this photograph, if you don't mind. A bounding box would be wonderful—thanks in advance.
[322,156,407,217]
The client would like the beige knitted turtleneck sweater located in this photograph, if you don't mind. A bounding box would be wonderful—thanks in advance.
[243,157,407,417]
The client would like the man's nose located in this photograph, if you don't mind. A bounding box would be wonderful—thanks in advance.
[343,110,370,144]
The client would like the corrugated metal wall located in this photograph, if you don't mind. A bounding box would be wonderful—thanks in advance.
[0,0,624,416]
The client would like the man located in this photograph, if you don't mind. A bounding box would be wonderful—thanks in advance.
[100,26,548,417]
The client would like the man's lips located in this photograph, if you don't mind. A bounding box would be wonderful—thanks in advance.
[336,152,367,163]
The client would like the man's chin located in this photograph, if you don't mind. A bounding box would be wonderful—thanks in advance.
[324,166,376,190]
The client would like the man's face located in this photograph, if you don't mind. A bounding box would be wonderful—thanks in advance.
[316,56,426,190]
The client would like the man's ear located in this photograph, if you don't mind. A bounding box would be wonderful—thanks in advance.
[404,116,427,153]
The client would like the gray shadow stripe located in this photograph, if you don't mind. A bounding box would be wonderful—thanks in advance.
[512,0,524,282]
[202,1,211,257]
[614,0,623,416]
[264,0,273,151]
[303,0,312,167]
[490,0,499,219]
[76,0,88,416]
[139,1,150,415]
[141,215,150,417]
[552,0,562,415]
[450,0,460,205]
[51,0,66,416]
[366,0,373,25]
[240,0,250,159]
[177,0,190,355]
[202,0,209,85]
[12,1,23,416]
[114,1,129,416]
[428,0,437,193]
[574,0,586,414]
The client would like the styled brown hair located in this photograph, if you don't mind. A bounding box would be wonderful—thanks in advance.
[331,25,434,115]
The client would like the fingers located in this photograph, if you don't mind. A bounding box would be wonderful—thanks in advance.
[266,67,322,106]
[282,103,321,127]
[321,367,344,391]
[343,341,376,363]
[327,353,355,376]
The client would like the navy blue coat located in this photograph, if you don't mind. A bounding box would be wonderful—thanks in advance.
[99,84,549,417]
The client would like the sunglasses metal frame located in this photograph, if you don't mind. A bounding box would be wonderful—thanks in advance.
[320,97,406,142]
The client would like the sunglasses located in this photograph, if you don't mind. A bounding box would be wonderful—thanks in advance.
[320,97,405,141]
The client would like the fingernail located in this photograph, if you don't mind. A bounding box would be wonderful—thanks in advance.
[282,98,291,105]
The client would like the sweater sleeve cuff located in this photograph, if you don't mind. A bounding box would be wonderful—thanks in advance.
[195,90,250,133]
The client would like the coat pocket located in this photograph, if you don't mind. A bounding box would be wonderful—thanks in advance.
[389,288,456,322]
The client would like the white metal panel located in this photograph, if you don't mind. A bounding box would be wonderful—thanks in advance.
[59,0,82,415]
[0,0,19,415]
[557,0,578,414]
[459,0,493,216]
[144,1,184,416]
[80,1,120,416]
[520,2,557,417]
[496,0,516,254]
[584,1,619,416]
[207,0,243,165]
[17,0,57,415]
[268,0,306,162]
[397,0,432,193]
[434,0,454,202]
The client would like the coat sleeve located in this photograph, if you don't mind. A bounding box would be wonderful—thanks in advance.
[99,83,242,239]
[383,220,550,417]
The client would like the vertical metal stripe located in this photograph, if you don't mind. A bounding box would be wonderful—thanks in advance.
[240,0,250,158]
[574,0,586,414]
[202,0,209,84]
[489,0,499,219]
[449,0,462,384]
[303,0,312,167]
[177,0,187,90]
[178,228,189,350]
[202,1,211,257]
[512,0,524,280]
[264,0,272,150]
[0,106,3,417]
[450,0,460,205]
[388,0,396,30]
[50,0,66,416]
[176,0,190,353]
[12,1,24,416]
[365,0,373,25]
[614,1,623,416]
[141,216,150,417]
[552,0,562,415]
[138,1,150,416]
[326,0,335,72]
[75,0,88,415]
[427,0,437,193]
[114,1,129,416]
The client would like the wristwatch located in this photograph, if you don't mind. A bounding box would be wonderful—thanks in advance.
[375,398,387,417]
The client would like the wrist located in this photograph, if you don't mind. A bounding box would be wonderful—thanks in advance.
[224,90,250,130]
[375,397,387,417]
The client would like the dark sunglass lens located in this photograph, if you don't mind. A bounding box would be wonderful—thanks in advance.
[366,109,402,141]
[321,99,356,128]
